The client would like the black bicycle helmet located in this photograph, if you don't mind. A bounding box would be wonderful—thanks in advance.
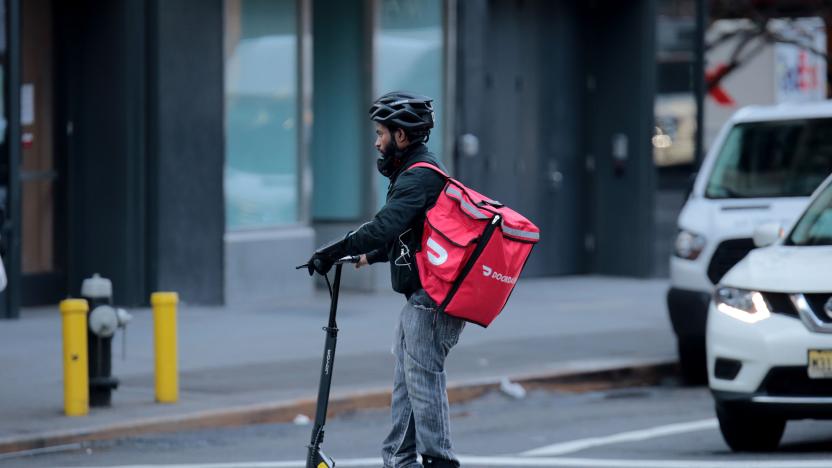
[369,91,435,141]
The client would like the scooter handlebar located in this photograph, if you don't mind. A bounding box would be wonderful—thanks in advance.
[335,255,361,265]
[295,255,361,270]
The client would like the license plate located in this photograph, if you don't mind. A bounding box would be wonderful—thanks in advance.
[808,350,832,379]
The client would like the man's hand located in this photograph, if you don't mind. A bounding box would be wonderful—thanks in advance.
[306,253,335,276]
[307,232,352,276]
[354,254,369,269]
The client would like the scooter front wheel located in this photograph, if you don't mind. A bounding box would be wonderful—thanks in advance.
[308,447,334,468]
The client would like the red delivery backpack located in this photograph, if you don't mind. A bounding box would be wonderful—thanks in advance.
[408,162,539,327]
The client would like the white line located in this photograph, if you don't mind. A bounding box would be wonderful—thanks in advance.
[59,457,832,468]
[58,460,382,468]
[521,418,719,456]
[460,457,832,467]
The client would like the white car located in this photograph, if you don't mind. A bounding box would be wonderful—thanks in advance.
[669,101,832,382]
[707,173,832,452]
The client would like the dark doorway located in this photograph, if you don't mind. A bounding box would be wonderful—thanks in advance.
[52,0,150,306]
[456,1,586,277]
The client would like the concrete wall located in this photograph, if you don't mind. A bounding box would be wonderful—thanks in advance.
[225,227,315,306]
[149,0,226,304]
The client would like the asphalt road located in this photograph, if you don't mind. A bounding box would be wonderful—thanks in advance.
[6,382,832,468]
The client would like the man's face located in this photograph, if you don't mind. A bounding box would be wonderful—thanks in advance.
[375,123,404,158]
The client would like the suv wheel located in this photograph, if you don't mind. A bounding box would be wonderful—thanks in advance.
[716,403,785,452]
[678,338,707,385]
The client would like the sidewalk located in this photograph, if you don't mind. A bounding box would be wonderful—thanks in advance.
[0,275,676,453]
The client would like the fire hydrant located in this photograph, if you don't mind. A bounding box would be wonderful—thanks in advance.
[81,273,132,407]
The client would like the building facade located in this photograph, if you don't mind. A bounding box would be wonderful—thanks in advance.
[0,0,656,318]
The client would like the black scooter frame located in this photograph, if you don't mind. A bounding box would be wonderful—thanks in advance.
[299,257,358,468]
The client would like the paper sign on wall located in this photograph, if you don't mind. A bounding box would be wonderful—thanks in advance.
[21,83,34,125]
[774,18,827,104]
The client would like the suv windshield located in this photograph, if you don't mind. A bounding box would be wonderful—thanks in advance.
[706,118,832,199]
[787,181,832,246]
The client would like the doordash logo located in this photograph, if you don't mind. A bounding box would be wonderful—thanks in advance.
[426,237,448,266]
[482,265,517,284]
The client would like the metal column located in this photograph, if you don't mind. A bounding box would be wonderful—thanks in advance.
[693,0,708,167]
[2,0,22,319]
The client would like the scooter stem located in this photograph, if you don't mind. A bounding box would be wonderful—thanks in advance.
[307,263,343,468]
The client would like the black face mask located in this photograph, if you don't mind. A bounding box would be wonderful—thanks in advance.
[376,137,404,178]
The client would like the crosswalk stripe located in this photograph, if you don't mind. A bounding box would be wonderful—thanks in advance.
[60,455,832,468]
[522,418,718,456]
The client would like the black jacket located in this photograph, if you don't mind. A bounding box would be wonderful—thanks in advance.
[343,143,447,296]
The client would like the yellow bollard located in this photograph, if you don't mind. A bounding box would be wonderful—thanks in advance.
[60,299,89,416]
[151,292,179,403]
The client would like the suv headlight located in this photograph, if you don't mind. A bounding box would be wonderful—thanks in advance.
[714,287,771,323]
[673,230,706,260]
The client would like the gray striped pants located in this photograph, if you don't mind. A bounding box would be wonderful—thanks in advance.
[381,289,465,468]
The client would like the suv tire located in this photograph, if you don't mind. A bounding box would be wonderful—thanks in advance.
[678,338,707,385]
[716,403,785,452]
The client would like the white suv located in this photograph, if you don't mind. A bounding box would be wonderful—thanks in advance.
[668,101,832,382]
[707,174,832,452]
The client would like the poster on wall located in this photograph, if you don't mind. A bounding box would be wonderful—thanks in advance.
[20,83,34,126]
[774,17,827,104]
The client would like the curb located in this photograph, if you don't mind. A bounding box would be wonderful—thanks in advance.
[0,358,677,455]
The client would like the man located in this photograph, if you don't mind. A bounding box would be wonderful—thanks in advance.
[307,91,464,468]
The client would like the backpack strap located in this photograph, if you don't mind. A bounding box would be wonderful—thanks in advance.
[406,161,449,179]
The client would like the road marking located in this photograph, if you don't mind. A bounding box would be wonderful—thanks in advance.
[522,418,718,456]
[460,458,832,467]
[58,461,381,468]
[60,456,832,468]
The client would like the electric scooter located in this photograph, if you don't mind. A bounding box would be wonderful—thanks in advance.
[296,255,360,468]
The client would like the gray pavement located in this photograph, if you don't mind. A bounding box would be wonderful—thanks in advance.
[0,273,676,451]
[7,385,832,467]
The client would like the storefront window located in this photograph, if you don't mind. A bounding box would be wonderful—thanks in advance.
[375,0,443,207]
[225,0,298,229]
[310,0,364,221]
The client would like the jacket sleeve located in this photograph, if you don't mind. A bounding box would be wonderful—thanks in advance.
[342,169,439,255]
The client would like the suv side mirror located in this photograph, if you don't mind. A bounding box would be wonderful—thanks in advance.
[753,222,783,248]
